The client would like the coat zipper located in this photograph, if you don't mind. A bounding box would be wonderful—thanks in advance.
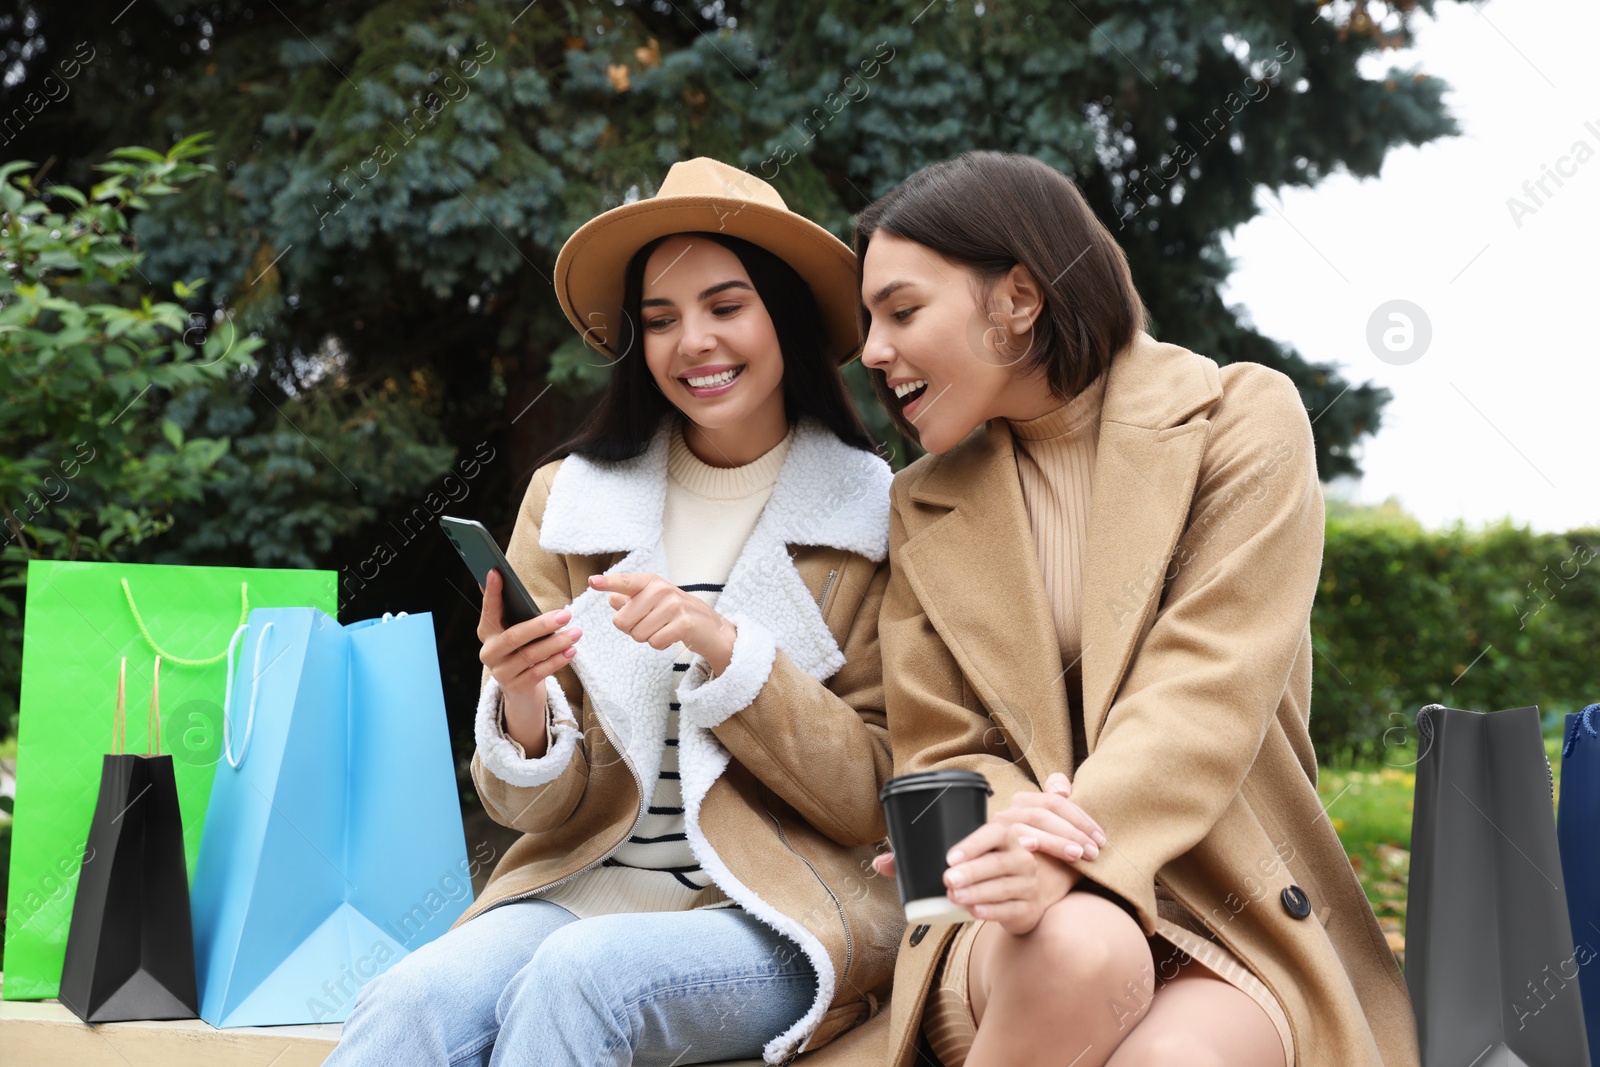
[818,567,839,614]
[758,785,853,988]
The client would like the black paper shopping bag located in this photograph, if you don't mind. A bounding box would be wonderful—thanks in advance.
[57,656,199,1022]
[1406,702,1589,1066]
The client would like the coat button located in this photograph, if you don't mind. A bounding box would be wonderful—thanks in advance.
[1281,884,1311,919]
[909,924,930,946]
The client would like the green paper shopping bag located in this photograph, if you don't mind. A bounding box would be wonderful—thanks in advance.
[3,560,336,1001]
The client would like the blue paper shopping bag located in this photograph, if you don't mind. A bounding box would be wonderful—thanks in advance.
[1559,702,1600,1067]
[190,608,469,1027]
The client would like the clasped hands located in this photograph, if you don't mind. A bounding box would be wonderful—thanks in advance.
[871,772,1106,935]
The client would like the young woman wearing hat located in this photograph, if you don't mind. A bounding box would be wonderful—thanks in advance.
[854,152,1420,1067]
[324,158,902,1067]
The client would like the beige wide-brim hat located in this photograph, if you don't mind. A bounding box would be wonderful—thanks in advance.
[552,157,861,365]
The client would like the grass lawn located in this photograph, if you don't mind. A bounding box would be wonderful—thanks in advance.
[1321,728,1567,969]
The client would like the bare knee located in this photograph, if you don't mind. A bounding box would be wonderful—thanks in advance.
[1112,1028,1228,1067]
[1006,893,1151,1001]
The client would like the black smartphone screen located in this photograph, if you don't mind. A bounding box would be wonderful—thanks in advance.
[439,516,542,627]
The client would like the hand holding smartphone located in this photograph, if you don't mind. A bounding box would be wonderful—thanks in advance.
[440,516,542,626]
[442,516,581,756]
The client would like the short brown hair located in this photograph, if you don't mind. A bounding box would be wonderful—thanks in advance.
[853,151,1148,442]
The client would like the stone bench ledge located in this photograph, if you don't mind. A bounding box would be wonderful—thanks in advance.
[1,972,764,1066]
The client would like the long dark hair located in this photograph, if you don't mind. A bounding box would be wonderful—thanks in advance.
[853,151,1148,443]
[537,231,875,467]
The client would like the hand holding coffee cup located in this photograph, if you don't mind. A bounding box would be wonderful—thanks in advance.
[937,820,1085,935]
[876,771,1108,929]
[878,770,994,924]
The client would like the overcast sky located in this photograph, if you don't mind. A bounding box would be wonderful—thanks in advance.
[1220,0,1597,533]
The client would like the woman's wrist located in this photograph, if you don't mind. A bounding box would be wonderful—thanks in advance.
[1038,853,1081,908]
[501,683,550,757]
[698,617,738,677]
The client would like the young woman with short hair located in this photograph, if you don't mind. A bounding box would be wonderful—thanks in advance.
[857,151,1418,1067]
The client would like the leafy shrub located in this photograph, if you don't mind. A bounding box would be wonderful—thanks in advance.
[0,136,261,736]
[1311,502,1598,767]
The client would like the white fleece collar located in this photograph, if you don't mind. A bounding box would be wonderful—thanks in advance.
[540,413,890,562]
[538,411,891,738]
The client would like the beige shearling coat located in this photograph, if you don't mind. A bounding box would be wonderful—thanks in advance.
[862,332,1420,1067]
[451,414,906,1065]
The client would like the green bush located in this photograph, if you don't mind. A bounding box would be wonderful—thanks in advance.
[0,137,262,738]
[1311,501,1599,767]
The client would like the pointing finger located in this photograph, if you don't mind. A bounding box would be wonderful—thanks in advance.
[589,572,644,594]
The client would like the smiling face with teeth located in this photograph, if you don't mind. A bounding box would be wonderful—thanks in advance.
[859,231,1062,455]
[638,235,791,466]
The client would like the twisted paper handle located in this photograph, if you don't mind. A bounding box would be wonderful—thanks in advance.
[112,655,162,756]
[121,578,250,666]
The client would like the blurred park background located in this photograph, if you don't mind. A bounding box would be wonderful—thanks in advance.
[2,0,1595,970]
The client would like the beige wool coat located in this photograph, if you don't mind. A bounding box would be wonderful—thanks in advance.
[451,414,906,1065]
[856,332,1421,1067]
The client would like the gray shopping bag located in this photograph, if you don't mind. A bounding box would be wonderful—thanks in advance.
[1406,703,1590,1067]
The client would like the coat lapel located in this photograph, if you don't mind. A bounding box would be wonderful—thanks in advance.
[900,332,1224,767]
[707,411,893,683]
[897,426,1074,775]
[1078,420,1208,748]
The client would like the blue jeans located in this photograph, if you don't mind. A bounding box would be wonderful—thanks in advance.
[323,899,818,1067]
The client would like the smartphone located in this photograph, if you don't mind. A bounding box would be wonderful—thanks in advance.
[440,516,543,628]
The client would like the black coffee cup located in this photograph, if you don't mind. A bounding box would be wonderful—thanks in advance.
[879,769,993,924]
